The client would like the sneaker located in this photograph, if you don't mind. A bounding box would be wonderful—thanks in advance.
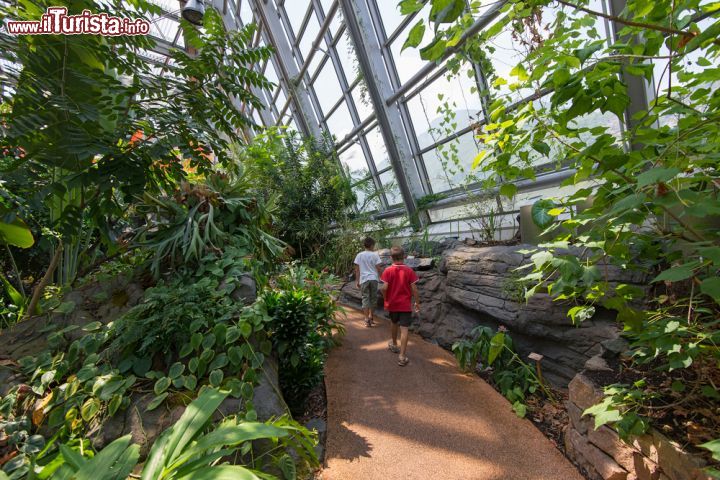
[387,342,400,353]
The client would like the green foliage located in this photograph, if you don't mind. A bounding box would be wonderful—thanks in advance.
[134,172,284,276]
[1,0,272,286]
[239,128,355,262]
[452,326,550,417]
[26,388,317,480]
[404,0,720,455]
[0,217,34,249]
[262,265,344,412]
[0,262,319,479]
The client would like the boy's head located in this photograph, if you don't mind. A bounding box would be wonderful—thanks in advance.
[390,246,405,262]
[363,237,376,250]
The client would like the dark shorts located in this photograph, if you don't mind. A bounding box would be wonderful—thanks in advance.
[389,311,412,327]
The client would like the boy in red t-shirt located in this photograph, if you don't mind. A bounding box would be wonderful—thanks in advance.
[380,246,420,366]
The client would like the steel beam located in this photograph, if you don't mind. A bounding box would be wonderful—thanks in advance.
[608,0,655,136]
[250,0,323,138]
[338,0,428,228]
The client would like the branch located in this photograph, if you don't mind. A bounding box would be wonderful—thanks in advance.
[554,0,696,38]
[24,242,63,321]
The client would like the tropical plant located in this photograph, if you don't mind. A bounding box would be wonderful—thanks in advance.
[22,388,317,480]
[452,325,552,417]
[134,172,284,276]
[403,0,720,462]
[262,265,344,412]
[239,129,356,262]
[1,0,273,286]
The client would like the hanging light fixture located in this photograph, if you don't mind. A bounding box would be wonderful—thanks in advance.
[181,0,205,25]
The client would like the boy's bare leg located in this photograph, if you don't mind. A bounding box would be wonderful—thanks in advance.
[391,322,399,345]
[399,326,409,358]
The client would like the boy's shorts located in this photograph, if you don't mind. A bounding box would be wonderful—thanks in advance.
[360,280,378,309]
[389,311,412,327]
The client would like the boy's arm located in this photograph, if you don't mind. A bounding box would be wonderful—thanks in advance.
[354,264,360,287]
[411,283,420,312]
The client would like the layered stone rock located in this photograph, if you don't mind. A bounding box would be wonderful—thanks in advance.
[565,372,712,480]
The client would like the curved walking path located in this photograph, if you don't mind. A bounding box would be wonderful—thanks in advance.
[321,308,584,480]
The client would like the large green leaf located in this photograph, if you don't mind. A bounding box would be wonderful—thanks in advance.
[168,422,289,471]
[0,218,34,248]
[402,20,426,51]
[700,439,720,462]
[0,272,25,307]
[700,278,720,303]
[142,388,229,480]
[487,332,505,365]
[531,199,557,229]
[429,0,465,24]
[176,465,261,480]
[74,435,139,480]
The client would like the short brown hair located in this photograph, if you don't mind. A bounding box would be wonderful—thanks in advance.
[363,237,376,249]
[390,246,405,261]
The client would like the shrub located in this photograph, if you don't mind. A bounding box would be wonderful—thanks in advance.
[240,129,355,262]
[262,265,344,412]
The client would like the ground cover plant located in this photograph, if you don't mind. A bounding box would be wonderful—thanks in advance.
[403,0,720,469]
[0,249,326,478]
[453,325,555,418]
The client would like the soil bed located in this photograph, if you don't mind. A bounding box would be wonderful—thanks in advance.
[585,356,720,467]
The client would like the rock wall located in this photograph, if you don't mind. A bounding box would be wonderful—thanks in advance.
[565,373,711,480]
[341,244,645,386]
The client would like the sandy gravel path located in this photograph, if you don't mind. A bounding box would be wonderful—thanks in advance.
[321,308,583,480]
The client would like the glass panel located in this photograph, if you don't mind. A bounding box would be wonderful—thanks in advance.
[298,10,320,58]
[264,61,279,85]
[421,131,486,192]
[387,2,433,85]
[353,177,381,212]
[312,59,344,117]
[376,0,405,38]
[335,30,359,84]
[326,100,354,140]
[405,71,484,149]
[338,141,369,182]
[275,87,287,110]
[239,1,254,26]
[380,169,403,206]
[282,1,310,38]
[365,125,389,171]
[351,82,373,123]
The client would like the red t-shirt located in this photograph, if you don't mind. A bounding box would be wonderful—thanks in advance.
[380,263,418,312]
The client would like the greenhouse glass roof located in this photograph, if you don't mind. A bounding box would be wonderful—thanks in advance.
[2,0,686,239]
